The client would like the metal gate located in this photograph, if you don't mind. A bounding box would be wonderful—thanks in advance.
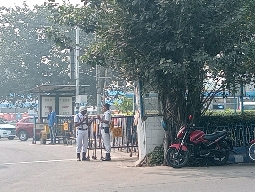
[88,115,138,159]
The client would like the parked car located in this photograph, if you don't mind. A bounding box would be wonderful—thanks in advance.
[0,120,16,140]
[0,129,11,139]
[16,117,39,141]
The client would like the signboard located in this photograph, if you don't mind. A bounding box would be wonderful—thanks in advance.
[35,123,46,131]
[76,95,87,103]
[111,127,123,138]
[41,97,55,117]
[143,93,160,115]
[59,97,72,116]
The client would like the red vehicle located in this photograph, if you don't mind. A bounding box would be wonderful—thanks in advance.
[16,117,39,141]
[166,116,230,168]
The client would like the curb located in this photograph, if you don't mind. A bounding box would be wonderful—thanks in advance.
[228,147,251,164]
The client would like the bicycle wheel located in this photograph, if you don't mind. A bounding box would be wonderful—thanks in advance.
[248,143,255,162]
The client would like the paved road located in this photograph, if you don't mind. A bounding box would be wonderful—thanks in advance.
[0,138,255,192]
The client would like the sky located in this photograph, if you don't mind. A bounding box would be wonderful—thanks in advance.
[0,0,82,8]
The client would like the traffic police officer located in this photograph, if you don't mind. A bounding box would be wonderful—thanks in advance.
[97,103,111,161]
[74,106,92,161]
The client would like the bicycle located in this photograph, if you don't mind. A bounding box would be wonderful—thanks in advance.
[248,139,255,162]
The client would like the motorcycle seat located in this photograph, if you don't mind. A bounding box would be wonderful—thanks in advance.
[203,131,226,141]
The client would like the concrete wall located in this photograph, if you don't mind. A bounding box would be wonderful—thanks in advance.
[136,115,164,163]
[134,82,165,164]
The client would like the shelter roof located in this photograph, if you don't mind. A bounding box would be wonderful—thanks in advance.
[29,84,90,94]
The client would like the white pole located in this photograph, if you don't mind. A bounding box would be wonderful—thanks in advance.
[75,27,80,114]
[95,31,101,114]
[96,64,101,114]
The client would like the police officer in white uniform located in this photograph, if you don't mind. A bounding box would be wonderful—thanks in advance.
[97,103,111,161]
[74,106,92,161]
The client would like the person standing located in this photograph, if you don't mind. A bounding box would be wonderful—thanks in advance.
[47,106,56,145]
[74,106,92,161]
[97,103,111,161]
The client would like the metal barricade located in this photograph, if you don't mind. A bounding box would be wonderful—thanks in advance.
[88,115,138,160]
[45,115,75,144]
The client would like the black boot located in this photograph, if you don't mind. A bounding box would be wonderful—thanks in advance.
[102,153,111,161]
[82,152,89,161]
[77,153,81,161]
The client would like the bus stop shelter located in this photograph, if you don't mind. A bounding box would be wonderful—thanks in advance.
[30,84,89,122]
[29,84,90,144]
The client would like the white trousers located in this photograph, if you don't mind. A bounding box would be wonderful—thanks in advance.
[101,129,111,153]
[76,129,88,153]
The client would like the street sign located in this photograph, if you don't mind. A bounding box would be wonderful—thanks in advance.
[59,97,72,116]
[143,93,159,115]
[41,97,55,117]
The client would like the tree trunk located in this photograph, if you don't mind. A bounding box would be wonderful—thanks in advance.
[159,78,186,164]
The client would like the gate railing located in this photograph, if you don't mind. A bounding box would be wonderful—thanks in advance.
[197,124,255,147]
[87,115,138,159]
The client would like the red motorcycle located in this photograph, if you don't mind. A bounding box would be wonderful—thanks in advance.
[166,118,230,168]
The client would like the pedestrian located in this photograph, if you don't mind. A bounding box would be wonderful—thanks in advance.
[97,103,111,161]
[74,106,92,161]
[47,106,56,145]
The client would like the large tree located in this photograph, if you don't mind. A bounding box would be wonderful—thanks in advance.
[0,5,67,98]
[47,0,255,153]
[0,3,97,106]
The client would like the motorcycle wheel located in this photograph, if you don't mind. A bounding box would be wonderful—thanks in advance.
[211,141,229,166]
[166,147,189,168]
[248,143,255,162]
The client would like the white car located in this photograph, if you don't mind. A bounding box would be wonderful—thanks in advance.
[0,122,16,140]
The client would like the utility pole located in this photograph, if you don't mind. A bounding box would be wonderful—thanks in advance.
[240,83,244,114]
[96,64,101,114]
[96,67,112,113]
[133,81,136,115]
[75,27,80,114]
[103,68,108,106]
[68,48,75,80]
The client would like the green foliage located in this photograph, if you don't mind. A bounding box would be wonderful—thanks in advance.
[45,0,255,142]
[79,0,255,125]
[147,144,164,166]
[0,5,69,100]
[197,111,255,131]
[0,4,97,105]
[113,96,133,115]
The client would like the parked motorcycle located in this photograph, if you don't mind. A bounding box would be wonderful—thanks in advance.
[166,117,230,168]
[248,140,255,162]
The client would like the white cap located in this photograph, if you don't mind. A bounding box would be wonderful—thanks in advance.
[79,106,87,112]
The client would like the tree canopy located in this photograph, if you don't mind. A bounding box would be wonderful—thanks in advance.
[48,0,255,125]
[0,3,97,105]
[0,5,66,98]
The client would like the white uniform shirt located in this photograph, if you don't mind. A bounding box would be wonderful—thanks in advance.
[101,110,111,127]
[74,113,88,129]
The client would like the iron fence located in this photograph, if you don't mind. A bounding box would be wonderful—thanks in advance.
[198,124,255,147]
